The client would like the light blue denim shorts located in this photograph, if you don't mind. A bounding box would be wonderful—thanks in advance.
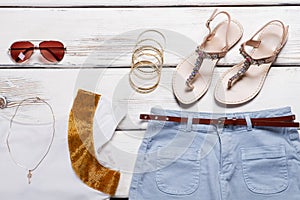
[129,107,300,200]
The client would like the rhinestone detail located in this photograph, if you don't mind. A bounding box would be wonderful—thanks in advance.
[186,47,219,90]
[227,47,266,89]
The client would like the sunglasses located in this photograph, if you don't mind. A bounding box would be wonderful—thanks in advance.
[9,41,66,63]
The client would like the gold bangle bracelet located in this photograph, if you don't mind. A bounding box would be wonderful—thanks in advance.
[136,29,166,50]
[134,38,165,55]
[132,45,163,62]
[131,60,160,80]
[130,60,161,84]
[132,50,163,73]
[129,60,161,93]
[132,46,163,64]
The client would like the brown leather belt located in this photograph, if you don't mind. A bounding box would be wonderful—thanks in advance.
[140,114,300,128]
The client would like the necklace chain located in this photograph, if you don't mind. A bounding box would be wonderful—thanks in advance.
[6,97,55,184]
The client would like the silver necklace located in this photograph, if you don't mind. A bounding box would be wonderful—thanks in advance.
[0,77,43,109]
[6,97,55,184]
[0,95,44,109]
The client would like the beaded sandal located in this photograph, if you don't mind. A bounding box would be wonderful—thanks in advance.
[172,9,243,105]
[215,20,289,105]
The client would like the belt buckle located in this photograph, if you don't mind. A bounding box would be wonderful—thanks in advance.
[217,117,227,125]
[216,117,227,131]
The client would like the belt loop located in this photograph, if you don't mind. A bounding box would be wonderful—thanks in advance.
[186,115,193,132]
[245,114,252,131]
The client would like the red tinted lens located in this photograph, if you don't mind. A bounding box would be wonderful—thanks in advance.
[39,41,65,62]
[10,41,34,63]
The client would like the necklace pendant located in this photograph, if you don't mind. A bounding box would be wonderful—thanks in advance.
[27,170,32,184]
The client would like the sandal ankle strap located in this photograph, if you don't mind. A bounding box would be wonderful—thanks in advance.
[200,9,232,56]
[240,20,289,63]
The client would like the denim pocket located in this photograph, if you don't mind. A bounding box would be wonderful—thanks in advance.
[287,129,300,159]
[241,145,288,194]
[156,147,200,195]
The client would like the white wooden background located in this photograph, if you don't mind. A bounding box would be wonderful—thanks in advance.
[1,1,300,198]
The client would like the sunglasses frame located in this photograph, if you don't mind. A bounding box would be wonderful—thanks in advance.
[8,40,67,63]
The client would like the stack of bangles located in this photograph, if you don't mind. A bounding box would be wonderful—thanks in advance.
[129,30,166,93]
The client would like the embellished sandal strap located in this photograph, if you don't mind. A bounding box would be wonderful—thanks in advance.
[227,20,289,89]
[186,9,232,90]
[227,56,265,89]
[186,48,220,90]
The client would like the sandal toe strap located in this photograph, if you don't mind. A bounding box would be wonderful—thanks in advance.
[186,48,221,90]
[227,47,270,89]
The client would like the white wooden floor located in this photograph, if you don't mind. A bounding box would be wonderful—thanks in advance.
[1,1,300,199]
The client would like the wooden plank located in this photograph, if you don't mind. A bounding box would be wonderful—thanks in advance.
[0,7,299,68]
[1,0,299,7]
[1,67,300,130]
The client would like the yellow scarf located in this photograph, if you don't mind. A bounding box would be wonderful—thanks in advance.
[68,89,120,196]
